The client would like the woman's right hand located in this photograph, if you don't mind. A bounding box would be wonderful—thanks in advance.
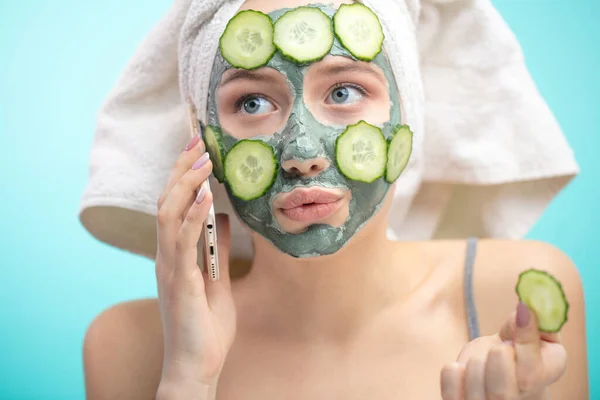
[154,134,237,397]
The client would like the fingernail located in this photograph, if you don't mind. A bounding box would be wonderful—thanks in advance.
[192,152,210,170]
[185,134,200,151]
[195,184,208,203]
[517,302,530,328]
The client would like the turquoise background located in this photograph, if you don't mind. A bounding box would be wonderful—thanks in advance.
[0,0,598,398]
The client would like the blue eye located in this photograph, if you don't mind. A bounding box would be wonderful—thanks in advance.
[327,85,364,105]
[241,96,274,114]
[331,87,349,103]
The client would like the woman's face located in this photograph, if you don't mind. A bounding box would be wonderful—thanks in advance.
[206,4,404,258]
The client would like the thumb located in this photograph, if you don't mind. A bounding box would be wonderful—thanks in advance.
[501,302,544,392]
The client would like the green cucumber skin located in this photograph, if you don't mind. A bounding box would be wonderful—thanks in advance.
[332,3,384,62]
[223,139,278,201]
[384,125,413,184]
[204,125,226,183]
[335,121,386,184]
[515,268,570,333]
[273,6,334,65]
[219,10,276,70]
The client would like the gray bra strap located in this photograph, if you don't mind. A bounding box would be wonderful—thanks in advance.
[464,237,481,340]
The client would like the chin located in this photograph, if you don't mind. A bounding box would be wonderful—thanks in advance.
[253,212,388,260]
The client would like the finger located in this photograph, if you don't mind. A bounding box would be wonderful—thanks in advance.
[498,303,566,394]
[157,156,212,260]
[161,154,212,220]
[441,362,465,400]
[158,134,205,209]
[539,341,568,387]
[457,336,497,364]
[512,303,545,393]
[484,343,518,399]
[175,186,214,279]
[499,308,561,344]
[465,358,485,400]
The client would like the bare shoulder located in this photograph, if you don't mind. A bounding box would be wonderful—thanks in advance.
[472,239,585,335]
[473,239,589,397]
[83,298,163,400]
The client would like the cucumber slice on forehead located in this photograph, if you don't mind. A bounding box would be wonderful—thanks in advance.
[219,10,276,70]
[335,121,387,183]
[273,7,334,64]
[333,3,384,61]
[224,140,278,201]
[516,269,569,333]
[385,125,413,183]
[203,125,226,183]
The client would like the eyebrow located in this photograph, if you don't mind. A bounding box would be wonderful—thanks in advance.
[220,70,276,88]
[320,63,386,83]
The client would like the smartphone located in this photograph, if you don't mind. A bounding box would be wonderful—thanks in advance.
[188,104,220,282]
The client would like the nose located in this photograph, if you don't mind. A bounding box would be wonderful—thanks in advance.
[280,110,330,178]
[282,157,330,178]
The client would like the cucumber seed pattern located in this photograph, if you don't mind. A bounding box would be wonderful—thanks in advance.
[237,29,265,55]
[239,155,264,183]
[390,141,406,168]
[352,140,376,165]
[348,19,371,42]
[290,21,317,45]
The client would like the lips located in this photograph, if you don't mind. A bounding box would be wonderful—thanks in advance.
[273,187,348,224]
[275,188,344,210]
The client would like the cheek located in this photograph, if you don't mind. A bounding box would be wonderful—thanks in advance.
[218,112,287,139]
[366,98,391,125]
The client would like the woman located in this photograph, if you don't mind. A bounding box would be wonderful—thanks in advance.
[81,0,588,398]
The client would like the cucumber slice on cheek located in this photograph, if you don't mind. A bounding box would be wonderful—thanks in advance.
[219,10,276,70]
[385,125,413,183]
[516,268,569,332]
[335,121,387,183]
[224,140,278,201]
[204,126,226,183]
[273,7,334,64]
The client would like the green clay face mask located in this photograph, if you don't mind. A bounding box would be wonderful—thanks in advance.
[206,4,404,258]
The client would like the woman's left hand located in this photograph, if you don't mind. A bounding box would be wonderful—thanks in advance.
[440,302,567,399]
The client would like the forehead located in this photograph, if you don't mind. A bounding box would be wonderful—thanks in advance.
[211,3,394,84]
[239,0,353,13]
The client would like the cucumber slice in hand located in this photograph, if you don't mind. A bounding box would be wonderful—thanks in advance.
[336,121,387,183]
[224,140,278,201]
[274,6,334,64]
[516,268,569,332]
[385,125,413,183]
[203,125,226,183]
[333,3,384,61]
[219,10,276,70]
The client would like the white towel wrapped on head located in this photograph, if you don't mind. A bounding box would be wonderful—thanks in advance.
[79,0,579,261]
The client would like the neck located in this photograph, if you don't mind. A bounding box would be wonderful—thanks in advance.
[241,210,427,342]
